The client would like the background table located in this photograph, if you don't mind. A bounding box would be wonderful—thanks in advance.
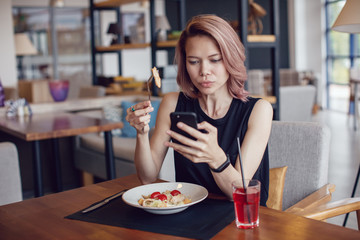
[0,174,359,240]
[0,112,123,197]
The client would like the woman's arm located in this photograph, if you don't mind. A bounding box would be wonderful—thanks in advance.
[213,99,273,198]
[133,92,179,184]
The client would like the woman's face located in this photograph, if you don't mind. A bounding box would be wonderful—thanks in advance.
[185,35,229,96]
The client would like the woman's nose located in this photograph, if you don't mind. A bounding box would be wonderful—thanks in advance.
[200,62,210,76]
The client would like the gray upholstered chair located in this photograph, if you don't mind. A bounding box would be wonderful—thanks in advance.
[268,121,331,210]
[0,142,22,206]
[268,121,360,229]
[279,85,316,122]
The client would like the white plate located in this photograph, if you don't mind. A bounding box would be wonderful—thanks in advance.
[122,182,208,215]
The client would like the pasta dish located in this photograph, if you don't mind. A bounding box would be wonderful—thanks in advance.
[138,190,191,208]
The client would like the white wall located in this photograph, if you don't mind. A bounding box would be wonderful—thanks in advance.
[0,0,17,87]
[288,0,326,107]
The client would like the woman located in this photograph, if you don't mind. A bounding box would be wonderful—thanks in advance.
[126,15,273,206]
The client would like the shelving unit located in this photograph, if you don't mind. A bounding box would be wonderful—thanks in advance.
[89,0,185,96]
[96,43,150,52]
[239,0,280,120]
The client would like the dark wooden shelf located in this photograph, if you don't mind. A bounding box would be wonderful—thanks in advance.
[94,0,145,8]
[96,43,150,52]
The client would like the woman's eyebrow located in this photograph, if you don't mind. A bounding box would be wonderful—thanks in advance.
[187,53,221,59]
[209,53,221,58]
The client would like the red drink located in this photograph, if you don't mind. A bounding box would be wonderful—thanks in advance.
[232,180,260,229]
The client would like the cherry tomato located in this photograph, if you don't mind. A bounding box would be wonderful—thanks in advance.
[150,192,161,199]
[171,190,181,196]
[156,194,167,201]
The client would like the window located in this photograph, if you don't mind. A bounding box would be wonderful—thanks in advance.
[325,0,360,110]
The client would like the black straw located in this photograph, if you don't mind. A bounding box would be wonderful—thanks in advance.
[237,137,251,224]
[237,137,247,191]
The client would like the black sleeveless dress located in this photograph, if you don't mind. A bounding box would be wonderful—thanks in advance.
[173,92,269,206]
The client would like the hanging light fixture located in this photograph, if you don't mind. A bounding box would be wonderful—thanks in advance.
[332,0,360,33]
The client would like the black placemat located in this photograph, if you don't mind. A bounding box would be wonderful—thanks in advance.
[65,197,235,240]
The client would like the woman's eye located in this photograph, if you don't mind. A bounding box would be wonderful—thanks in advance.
[211,59,222,63]
[188,60,199,65]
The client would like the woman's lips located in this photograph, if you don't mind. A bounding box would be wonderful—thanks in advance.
[200,81,214,88]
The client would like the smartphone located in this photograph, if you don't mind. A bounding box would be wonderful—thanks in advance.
[170,112,198,141]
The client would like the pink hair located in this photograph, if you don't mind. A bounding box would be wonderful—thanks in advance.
[175,14,248,101]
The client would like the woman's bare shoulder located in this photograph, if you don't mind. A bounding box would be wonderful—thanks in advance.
[163,92,180,101]
[160,92,180,110]
[254,98,273,113]
[248,99,273,126]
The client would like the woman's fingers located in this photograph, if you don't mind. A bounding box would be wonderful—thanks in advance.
[166,120,222,164]
[175,122,202,139]
[167,120,214,146]
[127,101,153,115]
[197,121,216,134]
[167,128,197,146]
[125,100,154,133]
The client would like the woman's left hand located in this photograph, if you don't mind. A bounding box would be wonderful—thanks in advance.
[165,121,226,168]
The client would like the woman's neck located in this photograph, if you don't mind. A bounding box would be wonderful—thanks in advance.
[198,91,233,119]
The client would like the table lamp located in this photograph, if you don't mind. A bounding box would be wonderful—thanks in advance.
[107,23,122,45]
[14,33,38,80]
[331,0,360,227]
[156,15,171,41]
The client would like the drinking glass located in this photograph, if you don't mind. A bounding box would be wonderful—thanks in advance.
[232,179,261,229]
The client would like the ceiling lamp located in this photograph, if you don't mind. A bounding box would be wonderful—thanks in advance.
[332,0,360,33]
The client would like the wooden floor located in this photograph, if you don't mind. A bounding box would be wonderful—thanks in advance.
[311,94,359,230]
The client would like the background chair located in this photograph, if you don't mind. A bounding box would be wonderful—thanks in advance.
[268,121,331,210]
[348,67,360,115]
[0,142,22,206]
[268,121,360,229]
[279,85,316,122]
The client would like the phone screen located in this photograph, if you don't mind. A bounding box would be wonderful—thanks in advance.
[170,112,198,141]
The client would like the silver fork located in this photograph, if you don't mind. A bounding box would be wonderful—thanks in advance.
[146,75,154,101]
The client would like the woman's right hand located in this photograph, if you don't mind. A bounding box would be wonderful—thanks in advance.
[125,100,154,134]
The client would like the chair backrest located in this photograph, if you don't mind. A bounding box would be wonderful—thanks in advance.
[350,68,360,97]
[350,68,360,80]
[268,121,331,210]
[0,142,22,205]
[280,85,316,122]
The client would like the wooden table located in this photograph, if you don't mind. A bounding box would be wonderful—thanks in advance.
[0,112,123,197]
[0,174,358,240]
